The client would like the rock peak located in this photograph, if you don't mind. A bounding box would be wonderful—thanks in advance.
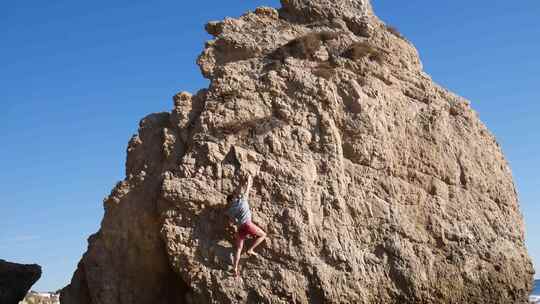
[280,0,373,22]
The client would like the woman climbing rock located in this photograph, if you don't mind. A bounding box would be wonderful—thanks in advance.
[226,172,267,277]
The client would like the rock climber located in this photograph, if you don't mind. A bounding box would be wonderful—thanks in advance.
[226,172,267,277]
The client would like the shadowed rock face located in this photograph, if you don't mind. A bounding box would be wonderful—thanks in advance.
[0,259,42,304]
[61,0,534,303]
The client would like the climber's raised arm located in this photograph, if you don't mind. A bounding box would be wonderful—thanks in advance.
[240,173,253,200]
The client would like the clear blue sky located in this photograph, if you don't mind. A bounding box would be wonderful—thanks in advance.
[1,0,538,291]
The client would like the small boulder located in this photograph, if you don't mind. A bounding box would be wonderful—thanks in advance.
[0,259,42,304]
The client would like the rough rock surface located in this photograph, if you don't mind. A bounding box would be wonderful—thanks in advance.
[61,0,534,303]
[0,259,42,304]
[21,292,60,304]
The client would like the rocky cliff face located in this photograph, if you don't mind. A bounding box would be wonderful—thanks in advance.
[0,260,42,304]
[21,292,60,304]
[61,0,534,303]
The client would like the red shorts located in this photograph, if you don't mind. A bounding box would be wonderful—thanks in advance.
[237,221,259,243]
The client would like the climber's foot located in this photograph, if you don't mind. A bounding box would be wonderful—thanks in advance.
[246,250,259,258]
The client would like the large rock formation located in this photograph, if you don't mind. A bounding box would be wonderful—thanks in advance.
[0,259,42,304]
[61,0,534,303]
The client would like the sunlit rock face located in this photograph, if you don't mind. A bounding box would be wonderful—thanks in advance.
[61,0,533,303]
[21,292,60,304]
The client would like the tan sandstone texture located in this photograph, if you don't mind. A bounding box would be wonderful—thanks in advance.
[60,0,534,303]
[21,292,60,304]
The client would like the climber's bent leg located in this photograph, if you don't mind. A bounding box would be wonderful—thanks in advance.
[245,222,267,256]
